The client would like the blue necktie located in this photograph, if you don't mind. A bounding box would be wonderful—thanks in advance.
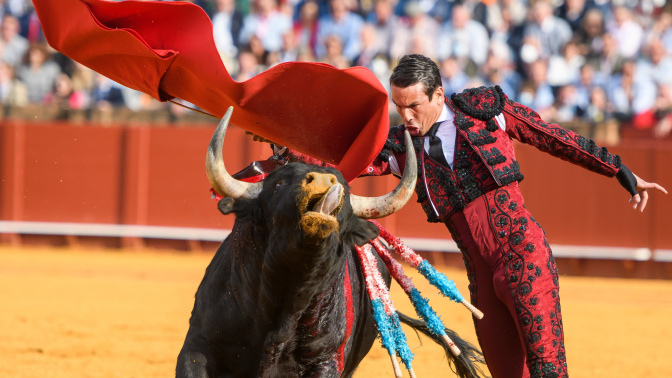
[427,122,450,168]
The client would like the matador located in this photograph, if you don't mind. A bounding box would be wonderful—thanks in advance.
[274,54,667,378]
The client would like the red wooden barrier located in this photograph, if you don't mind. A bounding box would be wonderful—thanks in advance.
[1,120,670,259]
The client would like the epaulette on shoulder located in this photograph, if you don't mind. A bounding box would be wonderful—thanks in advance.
[450,86,506,132]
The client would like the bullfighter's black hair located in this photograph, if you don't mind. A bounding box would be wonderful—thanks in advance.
[390,54,443,99]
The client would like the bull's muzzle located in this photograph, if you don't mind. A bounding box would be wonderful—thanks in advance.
[301,173,344,218]
[299,172,344,239]
[303,172,337,190]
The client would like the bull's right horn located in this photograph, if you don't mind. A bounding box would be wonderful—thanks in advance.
[206,106,263,200]
[350,130,417,219]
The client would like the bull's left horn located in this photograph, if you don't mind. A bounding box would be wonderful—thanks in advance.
[206,106,263,199]
[351,130,417,219]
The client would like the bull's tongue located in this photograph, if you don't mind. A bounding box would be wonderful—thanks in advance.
[312,184,343,215]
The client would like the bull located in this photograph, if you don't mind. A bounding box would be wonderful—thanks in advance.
[177,107,482,377]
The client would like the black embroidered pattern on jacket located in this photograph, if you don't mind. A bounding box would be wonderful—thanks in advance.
[449,92,525,187]
[419,156,466,223]
[466,129,497,146]
[454,149,481,202]
[486,119,499,132]
[505,98,622,175]
[417,133,502,221]
[377,125,407,161]
[576,136,621,167]
[451,85,506,121]
[451,98,497,144]
[493,161,525,185]
[453,137,499,203]
[379,126,468,223]
[481,147,507,166]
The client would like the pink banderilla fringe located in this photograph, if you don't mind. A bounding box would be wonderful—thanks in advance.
[370,220,424,268]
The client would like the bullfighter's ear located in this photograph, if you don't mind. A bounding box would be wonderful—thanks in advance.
[218,197,237,214]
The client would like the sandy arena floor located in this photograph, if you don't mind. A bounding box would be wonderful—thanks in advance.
[1,246,671,378]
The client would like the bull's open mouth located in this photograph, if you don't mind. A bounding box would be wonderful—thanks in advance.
[304,184,344,218]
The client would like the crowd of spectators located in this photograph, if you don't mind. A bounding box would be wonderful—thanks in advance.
[4,0,672,141]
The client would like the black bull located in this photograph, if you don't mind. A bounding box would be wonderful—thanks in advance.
[176,108,483,377]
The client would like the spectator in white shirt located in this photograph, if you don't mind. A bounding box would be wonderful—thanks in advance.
[239,0,292,53]
[315,0,364,61]
[523,0,573,58]
[1,14,27,68]
[637,37,672,86]
[607,5,643,59]
[437,4,490,67]
[212,0,243,71]
[390,1,439,62]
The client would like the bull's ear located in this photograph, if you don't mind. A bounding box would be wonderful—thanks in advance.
[218,197,237,215]
[348,218,379,246]
[217,197,262,224]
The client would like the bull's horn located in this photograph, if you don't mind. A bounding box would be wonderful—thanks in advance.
[350,130,417,219]
[206,106,263,199]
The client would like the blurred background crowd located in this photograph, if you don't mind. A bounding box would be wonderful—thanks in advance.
[5,0,672,143]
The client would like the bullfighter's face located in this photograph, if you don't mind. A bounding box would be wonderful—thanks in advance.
[391,82,444,137]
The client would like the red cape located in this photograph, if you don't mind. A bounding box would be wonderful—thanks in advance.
[33,0,389,182]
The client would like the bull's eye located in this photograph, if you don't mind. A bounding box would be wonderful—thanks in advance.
[273,180,285,193]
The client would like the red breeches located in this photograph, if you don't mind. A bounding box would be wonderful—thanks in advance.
[446,183,568,378]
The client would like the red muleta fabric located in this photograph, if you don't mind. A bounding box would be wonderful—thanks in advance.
[33,0,389,182]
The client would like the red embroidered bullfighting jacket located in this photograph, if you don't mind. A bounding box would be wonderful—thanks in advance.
[365,86,622,222]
